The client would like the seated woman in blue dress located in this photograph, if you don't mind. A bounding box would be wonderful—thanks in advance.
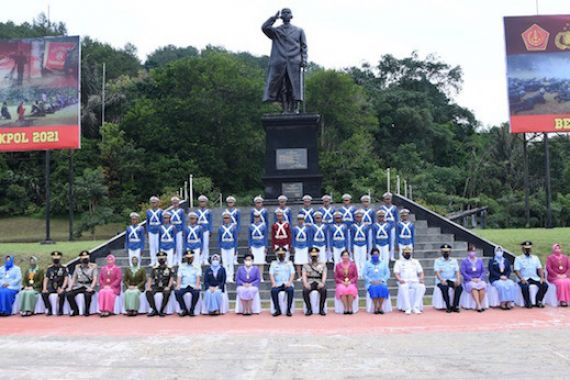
[203,254,227,315]
[488,246,516,310]
[0,256,22,316]
[364,248,390,314]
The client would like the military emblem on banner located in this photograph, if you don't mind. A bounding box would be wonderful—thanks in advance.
[555,23,570,50]
[521,23,550,51]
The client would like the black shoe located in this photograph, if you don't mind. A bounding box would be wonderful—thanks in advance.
[305,310,313,316]
[379,310,384,315]
[46,310,53,316]
[188,311,195,317]
[69,311,78,317]
[537,302,545,308]
[453,307,460,313]
[84,312,90,317]
[446,308,452,313]
[343,311,349,315]
[348,311,353,315]
[159,312,166,317]
[319,310,326,316]
[272,311,281,317]
[525,304,532,309]
[178,311,187,317]
[147,310,158,317]
[286,311,292,317]
[57,312,64,316]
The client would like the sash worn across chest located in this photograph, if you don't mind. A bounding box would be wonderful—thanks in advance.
[333,225,345,240]
[128,226,142,241]
[148,209,161,225]
[161,225,175,241]
[295,226,307,241]
[252,224,264,239]
[354,224,367,241]
[313,225,326,242]
[275,223,288,239]
[375,223,389,239]
[197,209,209,224]
[399,223,412,238]
[221,225,235,242]
[186,225,201,243]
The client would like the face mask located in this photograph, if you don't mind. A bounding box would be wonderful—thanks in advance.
[53,258,60,265]
[495,251,503,258]
[278,255,285,262]
[371,255,380,264]
[158,258,166,265]
[468,251,476,258]
[442,253,449,259]
[211,259,220,267]
[245,259,253,267]
[186,258,194,265]
[524,249,531,256]
[81,258,89,264]
[311,256,318,262]
[403,254,411,260]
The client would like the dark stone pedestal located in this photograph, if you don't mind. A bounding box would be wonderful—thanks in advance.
[262,113,322,200]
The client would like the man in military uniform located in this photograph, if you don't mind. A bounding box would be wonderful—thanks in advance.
[175,250,201,317]
[302,247,327,316]
[146,251,174,317]
[66,250,98,316]
[42,251,69,316]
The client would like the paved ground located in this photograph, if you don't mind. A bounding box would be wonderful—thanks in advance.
[2,308,570,379]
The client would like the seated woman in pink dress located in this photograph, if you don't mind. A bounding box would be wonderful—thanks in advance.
[460,244,487,312]
[334,250,358,314]
[98,255,122,317]
[546,243,570,307]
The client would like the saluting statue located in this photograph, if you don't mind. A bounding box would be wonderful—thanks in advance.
[262,8,307,114]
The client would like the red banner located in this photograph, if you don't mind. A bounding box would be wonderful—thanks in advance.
[0,36,80,151]
[504,15,570,133]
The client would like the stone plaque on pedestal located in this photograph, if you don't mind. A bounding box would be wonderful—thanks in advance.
[262,113,322,200]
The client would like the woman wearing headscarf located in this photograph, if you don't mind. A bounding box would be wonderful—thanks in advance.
[546,243,570,307]
[19,256,44,316]
[0,256,22,316]
[98,254,122,317]
[123,255,146,316]
[488,246,516,310]
[203,254,226,315]
[334,250,358,314]
[364,248,390,314]
[236,252,261,316]
[460,244,487,312]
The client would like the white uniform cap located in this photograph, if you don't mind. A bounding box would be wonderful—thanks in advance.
[222,211,231,217]
[334,211,343,217]
[302,194,312,201]
[129,212,140,219]
[321,194,332,201]
[226,196,236,203]
[278,195,288,202]
[383,192,393,199]
[313,211,323,217]
[149,196,159,203]
[399,208,410,215]
[296,214,305,219]
[163,211,171,217]
[355,209,364,215]
[187,212,198,218]
[376,210,386,215]
[198,195,208,202]
[253,196,264,203]
[171,196,180,202]
[342,193,352,201]
[275,209,283,215]
[360,195,370,202]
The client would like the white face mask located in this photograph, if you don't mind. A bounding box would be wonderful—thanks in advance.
[211,259,220,267]
[495,250,504,258]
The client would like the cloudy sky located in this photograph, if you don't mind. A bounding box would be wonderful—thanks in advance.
[4,0,569,126]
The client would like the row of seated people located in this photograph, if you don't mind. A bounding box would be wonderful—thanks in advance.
[0,240,568,317]
[127,192,414,286]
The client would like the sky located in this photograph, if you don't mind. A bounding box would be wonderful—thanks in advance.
[4,0,569,127]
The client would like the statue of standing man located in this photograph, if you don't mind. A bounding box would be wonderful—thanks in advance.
[262,8,307,114]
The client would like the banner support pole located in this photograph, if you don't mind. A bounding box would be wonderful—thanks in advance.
[41,150,55,244]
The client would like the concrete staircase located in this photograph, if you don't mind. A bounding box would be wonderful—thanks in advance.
[95,203,489,305]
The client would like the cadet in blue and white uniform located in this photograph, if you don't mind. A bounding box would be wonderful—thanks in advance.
[292,214,313,281]
[196,195,213,264]
[274,194,293,224]
[146,196,163,266]
[371,210,393,263]
[250,195,269,227]
[225,196,241,265]
[319,194,335,261]
[159,212,177,267]
[350,209,371,279]
[380,192,399,261]
[396,209,415,258]
[218,211,238,282]
[299,194,315,225]
[360,195,375,225]
[125,212,145,264]
[169,196,186,265]
[184,212,204,269]
[330,212,349,264]
[311,212,329,263]
[339,193,355,227]
[248,211,268,281]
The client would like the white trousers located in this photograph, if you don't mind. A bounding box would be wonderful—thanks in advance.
[398,282,426,311]
[175,231,184,264]
[390,227,396,260]
[221,248,235,280]
[251,246,266,265]
[128,248,141,264]
[202,231,210,264]
[333,247,345,265]
[148,233,159,266]
[376,245,390,263]
[353,245,368,278]
[398,244,413,259]
[191,248,202,271]
[164,249,175,267]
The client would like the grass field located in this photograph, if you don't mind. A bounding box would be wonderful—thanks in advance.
[475,227,570,261]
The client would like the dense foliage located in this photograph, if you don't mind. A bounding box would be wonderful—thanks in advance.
[1,14,570,232]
